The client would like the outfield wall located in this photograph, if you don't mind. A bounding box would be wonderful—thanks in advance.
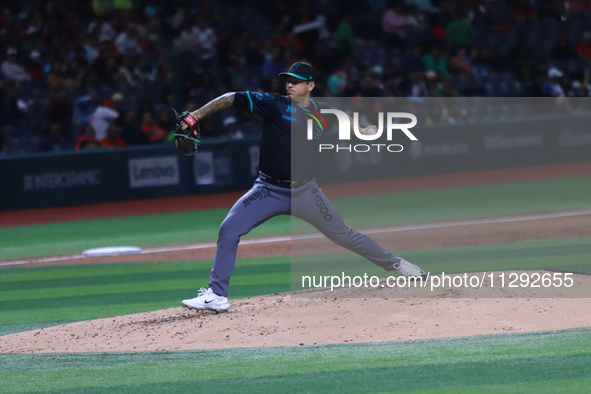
[315,114,591,183]
[0,139,260,211]
[1,115,591,211]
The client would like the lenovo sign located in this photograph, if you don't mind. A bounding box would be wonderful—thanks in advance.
[129,156,180,188]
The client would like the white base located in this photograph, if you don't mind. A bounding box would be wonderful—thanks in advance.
[83,246,142,257]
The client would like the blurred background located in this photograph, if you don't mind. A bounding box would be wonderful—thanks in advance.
[2,0,591,154]
[1,0,591,211]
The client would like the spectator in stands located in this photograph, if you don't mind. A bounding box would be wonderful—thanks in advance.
[360,67,386,96]
[46,60,73,89]
[121,110,149,145]
[192,17,218,55]
[155,54,173,83]
[40,123,71,152]
[155,109,176,142]
[511,0,537,24]
[476,46,505,74]
[528,72,550,97]
[445,8,473,49]
[433,77,459,97]
[73,89,99,125]
[101,124,127,148]
[544,67,566,97]
[118,56,137,85]
[406,4,427,30]
[262,48,284,79]
[178,16,217,59]
[85,56,120,87]
[449,47,473,76]
[406,0,438,13]
[552,33,578,60]
[140,112,167,143]
[221,116,244,139]
[75,124,102,150]
[566,70,590,97]
[1,48,32,82]
[138,99,155,118]
[563,0,589,14]
[73,47,90,70]
[62,58,85,88]
[94,14,118,43]
[510,34,538,80]
[140,16,165,52]
[111,92,126,119]
[244,37,265,68]
[169,8,187,32]
[408,70,430,97]
[4,81,31,124]
[134,56,157,82]
[568,80,590,97]
[115,25,143,55]
[423,45,449,77]
[90,100,119,140]
[23,50,44,80]
[45,87,73,134]
[4,0,591,153]
[575,31,591,59]
[382,3,409,47]
[404,45,426,73]
[83,32,100,64]
[327,69,348,96]
[469,47,488,77]
[336,14,357,56]
[382,62,403,93]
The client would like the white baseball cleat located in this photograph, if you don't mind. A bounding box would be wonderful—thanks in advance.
[182,287,230,312]
[393,258,427,280]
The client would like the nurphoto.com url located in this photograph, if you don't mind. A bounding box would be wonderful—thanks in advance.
[301,272,575,292]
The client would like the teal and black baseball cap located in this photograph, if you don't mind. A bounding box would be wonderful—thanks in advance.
[278,62,316,81]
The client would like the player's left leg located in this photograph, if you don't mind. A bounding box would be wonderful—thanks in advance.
[291,182,426,278]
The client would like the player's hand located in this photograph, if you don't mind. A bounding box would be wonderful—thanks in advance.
[172,109,200,156]
[179,115,196,130]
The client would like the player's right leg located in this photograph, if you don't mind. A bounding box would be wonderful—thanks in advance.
[182,179,290,310]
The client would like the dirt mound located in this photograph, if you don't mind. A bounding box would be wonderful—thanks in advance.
[2,271,591,354]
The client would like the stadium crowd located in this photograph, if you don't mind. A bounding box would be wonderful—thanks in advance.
[1,0,591,154]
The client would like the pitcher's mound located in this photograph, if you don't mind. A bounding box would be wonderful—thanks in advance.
[2,271,591,354]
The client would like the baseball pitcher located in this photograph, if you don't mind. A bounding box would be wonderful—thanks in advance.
[175,62,426,311]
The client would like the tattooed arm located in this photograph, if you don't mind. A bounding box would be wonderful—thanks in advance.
[190,92,235,122]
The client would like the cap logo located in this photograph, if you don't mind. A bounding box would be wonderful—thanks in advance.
[291,64,299,72]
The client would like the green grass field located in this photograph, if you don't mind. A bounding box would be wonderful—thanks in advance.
[1,175,590,393]
[1,328,590,392]
[2,176,590,260]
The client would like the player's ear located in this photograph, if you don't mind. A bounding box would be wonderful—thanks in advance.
[308,81,315,92]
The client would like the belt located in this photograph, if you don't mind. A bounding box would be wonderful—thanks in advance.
[259,172,308,189]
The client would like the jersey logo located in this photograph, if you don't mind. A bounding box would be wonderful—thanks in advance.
[255,93,275,102]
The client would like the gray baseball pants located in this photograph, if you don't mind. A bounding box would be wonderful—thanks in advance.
[208,176,399,297]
